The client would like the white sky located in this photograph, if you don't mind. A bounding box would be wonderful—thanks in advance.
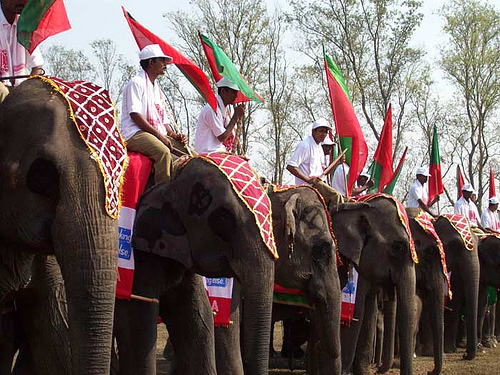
[45,1,449,65]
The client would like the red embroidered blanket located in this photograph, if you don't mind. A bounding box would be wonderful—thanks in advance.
[33,76,128,219]
[440,214,475,251]
[193,153,277,259]
[415,211,452,298]
[356,194,418,263]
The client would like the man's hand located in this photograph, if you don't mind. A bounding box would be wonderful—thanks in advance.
[308,176,322,184]
[158,135,173,150]
[171,132,188,145]
[233,104,246,121]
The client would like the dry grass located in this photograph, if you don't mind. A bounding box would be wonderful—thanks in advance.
[156,323,500,374]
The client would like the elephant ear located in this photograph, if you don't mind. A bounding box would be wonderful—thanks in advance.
[329,201,372,267]
[283,193,301,257]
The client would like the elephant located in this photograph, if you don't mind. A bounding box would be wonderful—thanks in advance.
[476,235,500,347]
[433,215,479,360]
[114,156,276,375]
[0,78,119,374]
[203,184,341,375]
[406,208,446,375]
[327,195,416,375]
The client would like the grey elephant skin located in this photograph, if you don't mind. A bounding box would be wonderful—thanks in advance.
[117,158,276,375]
[329,197,416,375]
[433,216,479,360]
[406,208,445,375]
[477,235,500,346]
[0,79,119,374]
[212,186,342,375]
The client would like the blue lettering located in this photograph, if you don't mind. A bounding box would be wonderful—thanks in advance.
[118,227,132,260]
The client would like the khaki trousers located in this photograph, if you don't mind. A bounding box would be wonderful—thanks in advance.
[312,180,346,209]
[0,82,9,103]
[126,131,172,183]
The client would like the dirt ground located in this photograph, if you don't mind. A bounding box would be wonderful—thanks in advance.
[156,323,500,374]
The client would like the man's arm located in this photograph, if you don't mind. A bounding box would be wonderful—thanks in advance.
[30,66,43,75]
[286,165,320,184]
[418,199,438,218]
[216,105,245,142]
[130,112,172,149]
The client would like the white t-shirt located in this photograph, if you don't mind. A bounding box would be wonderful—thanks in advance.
[287,135,325,185]
[194,95,231,154]
[454,197,479,227]
[331,163,349,195]
[0,11,43,86]
[481,208,500,231]
[120,70,169,141]
[407,180,428,208]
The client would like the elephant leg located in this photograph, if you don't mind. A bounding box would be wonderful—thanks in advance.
[374,298,384,367]
[378,288,397,374]
[215,280,243,375]
[161,272,216,375]
[424,279,444,375]
[461,251,479,360]
[477,283,488,347]
[114,251,173,375]
[396,265,415,375]
[340,275,370,374]
[353,286,379,375]
[14,255,70,375]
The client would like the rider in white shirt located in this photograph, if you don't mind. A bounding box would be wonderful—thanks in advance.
[407,167,439,217]
[454,184,486,231]
[481,196,500,233]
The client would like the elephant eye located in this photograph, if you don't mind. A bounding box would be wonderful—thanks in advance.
[312,242,332,262]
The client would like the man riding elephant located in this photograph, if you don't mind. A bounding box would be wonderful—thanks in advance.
[0,0,44,101]
[120,44,187,183]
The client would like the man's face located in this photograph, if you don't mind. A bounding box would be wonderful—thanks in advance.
[321,145,333,156]
[357,176,368,186]
[491,203,499,212]
[417,174,428,184]
[150,57,169,76]
[2,0,26,15]
[220,87,239,105]
[312,127,329,144]
[463,190,472,200]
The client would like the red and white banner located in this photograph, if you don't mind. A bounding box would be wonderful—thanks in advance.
[341,268,358,325]
[203,277,233,327]
[116,153,151,299]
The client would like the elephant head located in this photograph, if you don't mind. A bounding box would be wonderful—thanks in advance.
[406,207,445,375]
[0,78,119,373]
[269,186,341,374]
[433,215,479,360]
[328,196,416,375]
[133,157,275,375]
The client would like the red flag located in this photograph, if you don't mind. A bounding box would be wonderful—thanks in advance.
[17,0,71,54]
[122,7,217,112]
[489,165,496,198]
[324,50,368,196]
[428,125,443,204]
[457,165,465,200]
[382,147,408,195]
[370,104,393,192]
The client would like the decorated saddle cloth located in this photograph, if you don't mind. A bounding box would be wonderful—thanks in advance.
[439,214,475,251]
[414,211,452,298]
[31,76,128,219]
[356,193,418,263]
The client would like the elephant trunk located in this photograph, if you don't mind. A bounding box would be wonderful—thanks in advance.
[310,265,341,375]
[426,279,444,375]
[53,187,118,374]
[240,252,274,375]
[396,264,416,375]
[378,291,396,373]
[462,247,479,360]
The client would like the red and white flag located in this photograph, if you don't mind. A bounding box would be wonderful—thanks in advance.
[116,153,152,299]
[203,277,233,327]
[341,268,358,325]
